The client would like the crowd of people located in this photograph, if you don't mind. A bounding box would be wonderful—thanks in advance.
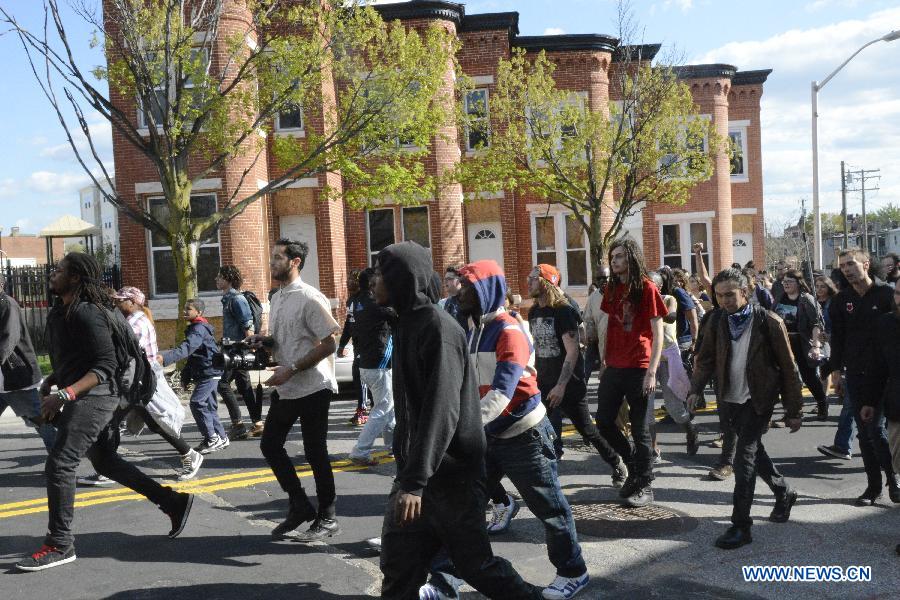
[1,239,898,599]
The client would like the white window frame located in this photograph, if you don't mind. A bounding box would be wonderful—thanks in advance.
[526,91,588,161]
[656,215,714,273]
[366,207,396,266]
[728,120,750,183]
[137,47,211,133]
[658,115,711,178]
[275,104,305,136]
[146,193,221,297]
[464,88,490,153]
[528,206,590,289]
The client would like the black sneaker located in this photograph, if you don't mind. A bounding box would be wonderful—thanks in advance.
[272,498,317,538]
[167,492,194,538]
[16,544,76,572]
[618,474,640,499]
[715,526,752,550]
[195,436,222,455]
[770,490,798,523]
[686,424,699,456]
[855,488,882,506]
[625,483,654,508]
[817,444,851,460]
[294,517,341,542]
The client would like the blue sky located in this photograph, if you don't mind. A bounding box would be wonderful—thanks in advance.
[1,0,898,235]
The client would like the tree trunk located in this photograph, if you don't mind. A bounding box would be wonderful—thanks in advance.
[167,182,197,338]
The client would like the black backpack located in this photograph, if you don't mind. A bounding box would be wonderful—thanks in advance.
[241,291,263,334]
[103,308,157,406]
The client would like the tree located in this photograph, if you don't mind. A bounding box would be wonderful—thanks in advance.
[2,0,455,325]
[450,6,717,269]
[871,203,900,230]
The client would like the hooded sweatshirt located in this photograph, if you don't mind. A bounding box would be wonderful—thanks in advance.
[0,292,42,391]
[458,260,545,439]
[377,242,486,496]
[162,317,223,381]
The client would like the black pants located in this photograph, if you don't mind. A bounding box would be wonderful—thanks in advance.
[260,389,336,517]
[380,477,540,600]
[719,401,789,529]
[595,367,653,481]
[846,373,895,491]
[45,395,182,549]
[133,404,190,455]
[218,368,262,423]
[539,378,620,467]
[788,335,826,403]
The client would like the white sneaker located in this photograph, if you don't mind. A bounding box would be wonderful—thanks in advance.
[365,537,382,551]
[542,573,590,599]
[216,435,230,451]
[418,583,451,600]
[176,450,203,481]
[76,473,113,486]
[486,494,519,534]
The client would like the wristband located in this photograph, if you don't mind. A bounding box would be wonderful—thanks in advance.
[65,386,77,402]
[56,389,70,404]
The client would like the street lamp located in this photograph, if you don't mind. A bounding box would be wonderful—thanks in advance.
[811,29,899,269]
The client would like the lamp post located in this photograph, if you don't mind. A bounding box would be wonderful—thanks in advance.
[811,29,899,269]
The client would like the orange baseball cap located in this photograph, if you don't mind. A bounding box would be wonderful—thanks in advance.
[536,264,561,286]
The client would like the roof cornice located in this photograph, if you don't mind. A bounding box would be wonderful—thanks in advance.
[515,33,618,53]
[733,69,773,85]
[460,11,519,36]
[373,0,464,25]
[672,63,737,80]
[613,44,662,62]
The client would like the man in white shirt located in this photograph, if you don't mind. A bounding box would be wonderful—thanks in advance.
[250,238,341,542]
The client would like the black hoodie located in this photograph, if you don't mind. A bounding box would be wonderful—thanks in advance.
[377,242,486,495]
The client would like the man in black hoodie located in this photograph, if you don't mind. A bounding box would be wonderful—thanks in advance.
[374,241,540,600]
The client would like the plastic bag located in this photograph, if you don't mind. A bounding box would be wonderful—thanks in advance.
[143,362,185,437]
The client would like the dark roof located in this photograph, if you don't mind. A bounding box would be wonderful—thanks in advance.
[613,44,662,62]
[373,1,465,25]
[733,69,773,85]
[460,11,519,35]
[515,34,618,53]
[672,63,737,80]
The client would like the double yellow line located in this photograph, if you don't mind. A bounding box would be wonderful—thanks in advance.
[0,452,395,520]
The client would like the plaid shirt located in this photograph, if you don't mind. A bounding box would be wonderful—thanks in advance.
[127,311,158,361]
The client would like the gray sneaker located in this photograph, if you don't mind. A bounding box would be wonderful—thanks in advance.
[611,458,629,489]
[294,517,341,542]
[76,473,113,486]
[625,483,654,508]
[176,450,203,481]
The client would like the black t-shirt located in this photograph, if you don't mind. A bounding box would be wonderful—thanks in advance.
[775,295,800,333]
[528,303,585,392]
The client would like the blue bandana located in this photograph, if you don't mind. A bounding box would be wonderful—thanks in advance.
[727,303,753,341]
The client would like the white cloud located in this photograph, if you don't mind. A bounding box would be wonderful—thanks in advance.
[805,0,863,13]
[26,171,92,194]
[38,117,113,163]
[664,0,693,11]
[0,178,15,197]
[14,218,31,231]
[543,27,566,36]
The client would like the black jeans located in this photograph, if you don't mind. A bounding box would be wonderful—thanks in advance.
[260,388,336,517]
[380,477,541,600]
[846,373,895,491]
[218,368,262,423]
[789,335,826,403]
[45,395,182,549]
[132,404,190,455]
[719,401,789,529]
[717,407,739,468]
[595,367,653,481]
[539,378,620,467]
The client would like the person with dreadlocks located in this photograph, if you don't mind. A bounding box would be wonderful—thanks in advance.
[15,253,193,572]
[595,239,668,508]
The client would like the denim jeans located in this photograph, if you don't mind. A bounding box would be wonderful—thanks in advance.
[832,375,856,455]
[260,388,336,518]
[888,421,900,475]
[719,401,789,529]
[595,367,653,481]
[217,368,262,423]
[657,365,690,425]
[380,477,541,600]
[539,378,620,467]
[0,387,56,450]
[846,373,895,491]
[45,395,182,548]
[190,377,225,440]
[351,368,395,459]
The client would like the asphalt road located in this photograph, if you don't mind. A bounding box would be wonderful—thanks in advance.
[1,381,898,599]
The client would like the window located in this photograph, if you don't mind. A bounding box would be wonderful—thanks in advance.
[728,124,749,181]
[527,92,587,151]
[530,211,590,288]
[147,194,220,295]
[401,206,430,248]
[465,89,490,151]
[137,48,210,130]
[658,220,711,273]
[276,105,304,132]
[367,208,395,265]
[658,118,710,177]
[474,229,496,240]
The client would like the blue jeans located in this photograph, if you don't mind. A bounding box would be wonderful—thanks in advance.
[846,373,895,491]
[0,387,56,450]
[350,368,395,459]
[190,378,225,440]
[832,376,856,455]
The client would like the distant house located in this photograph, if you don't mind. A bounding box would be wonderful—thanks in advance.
[0,228,65,267]
[79,179,119,266]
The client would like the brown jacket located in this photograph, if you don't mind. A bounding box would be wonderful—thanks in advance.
[690,305,803,419]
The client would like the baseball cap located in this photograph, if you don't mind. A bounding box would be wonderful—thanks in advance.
[536,264,561,286]
[112,286,146,306]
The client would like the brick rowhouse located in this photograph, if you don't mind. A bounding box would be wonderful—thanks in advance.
[108,1,771,341]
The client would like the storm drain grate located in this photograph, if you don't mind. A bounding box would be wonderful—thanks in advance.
[571,502,698,538]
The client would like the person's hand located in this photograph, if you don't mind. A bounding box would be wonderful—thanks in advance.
[692,242,705,254]
[41,393,66,422]
[245,334,266,349]
[808,345,821,362]
[395,492,422,526]
[546,384,566,408]
[786,417,802,432]
[642,369,657,398]
[687,393,702,413]
[860,406,875,423]
[264,365,294,387]
[155,354,165,365]
[39,381,52,397]
[337,347,348,358]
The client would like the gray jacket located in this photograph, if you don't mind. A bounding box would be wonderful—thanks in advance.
[0,292,42,391]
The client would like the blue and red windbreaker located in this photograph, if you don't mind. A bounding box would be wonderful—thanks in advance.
[458,260,545,439]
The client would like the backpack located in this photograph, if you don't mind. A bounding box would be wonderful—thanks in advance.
[241,290,263,334]
[103,308,157,406]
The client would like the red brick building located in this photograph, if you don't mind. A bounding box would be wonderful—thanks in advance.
[112,1,770,326]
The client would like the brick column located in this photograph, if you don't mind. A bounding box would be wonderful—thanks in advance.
[711,78,734,270]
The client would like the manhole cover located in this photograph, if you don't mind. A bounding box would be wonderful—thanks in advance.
[571,502,697,538]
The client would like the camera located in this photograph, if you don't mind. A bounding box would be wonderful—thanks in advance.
[213,338,272,371]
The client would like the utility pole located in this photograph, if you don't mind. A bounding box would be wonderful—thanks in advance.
[840,161,848,246]
[846,167,881,254]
